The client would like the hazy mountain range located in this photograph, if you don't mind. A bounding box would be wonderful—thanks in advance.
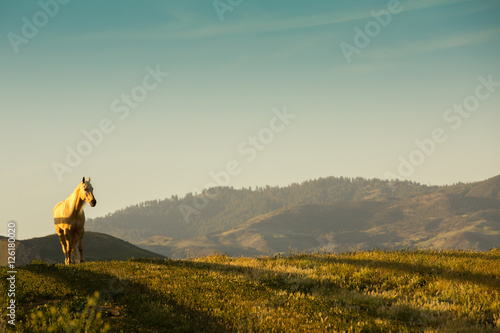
[85,175,500,259]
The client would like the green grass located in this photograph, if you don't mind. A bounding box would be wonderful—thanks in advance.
[1,249,500,332]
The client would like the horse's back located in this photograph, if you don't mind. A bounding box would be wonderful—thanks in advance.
[53,200,65,217]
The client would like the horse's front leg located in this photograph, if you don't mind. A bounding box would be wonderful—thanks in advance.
[57,231,70,265]
[66,230,78,265]
[65,244,71,265]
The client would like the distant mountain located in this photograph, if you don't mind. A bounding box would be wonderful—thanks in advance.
[0,232,166,266]
[138,195,500,258]
[87,177,434,242]
[87,175,500,259]
[465,174,500,200]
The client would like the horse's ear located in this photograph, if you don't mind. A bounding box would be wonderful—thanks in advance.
[88,177,91,182]
[82,177,85,183]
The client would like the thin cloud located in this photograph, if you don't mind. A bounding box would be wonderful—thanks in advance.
[333,25,499,74]
[66,0,487,44]
[403,0,475,12]
[369,27,500,60]
[155,0,478,41]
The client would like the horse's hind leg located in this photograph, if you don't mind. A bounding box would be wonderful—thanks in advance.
[77,229,84,263]
[67,231,78,265]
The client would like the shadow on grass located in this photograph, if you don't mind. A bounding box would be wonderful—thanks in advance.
[20,262,231,332]
[16,250,499,332]
[310,252,500,290]
[427,248,500,261]
[134,258,452,331]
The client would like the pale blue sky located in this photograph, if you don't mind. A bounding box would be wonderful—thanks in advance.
[1,0,499,239]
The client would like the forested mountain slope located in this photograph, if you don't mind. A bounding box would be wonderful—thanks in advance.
[87,175,500,258]
[87,177,435,242]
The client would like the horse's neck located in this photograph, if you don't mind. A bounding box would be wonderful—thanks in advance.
[67,185,86,216]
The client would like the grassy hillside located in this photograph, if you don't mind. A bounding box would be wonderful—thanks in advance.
[1,249,499,332]
[0,232,165,266]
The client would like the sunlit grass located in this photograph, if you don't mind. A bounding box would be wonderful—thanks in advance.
[1,249,499,332]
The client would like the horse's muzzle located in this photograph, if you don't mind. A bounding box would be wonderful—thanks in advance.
[90,199,97,207]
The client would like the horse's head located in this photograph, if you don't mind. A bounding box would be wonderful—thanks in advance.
[80,177,97,207]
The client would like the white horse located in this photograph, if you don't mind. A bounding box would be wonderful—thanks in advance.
[53,177,96,265]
